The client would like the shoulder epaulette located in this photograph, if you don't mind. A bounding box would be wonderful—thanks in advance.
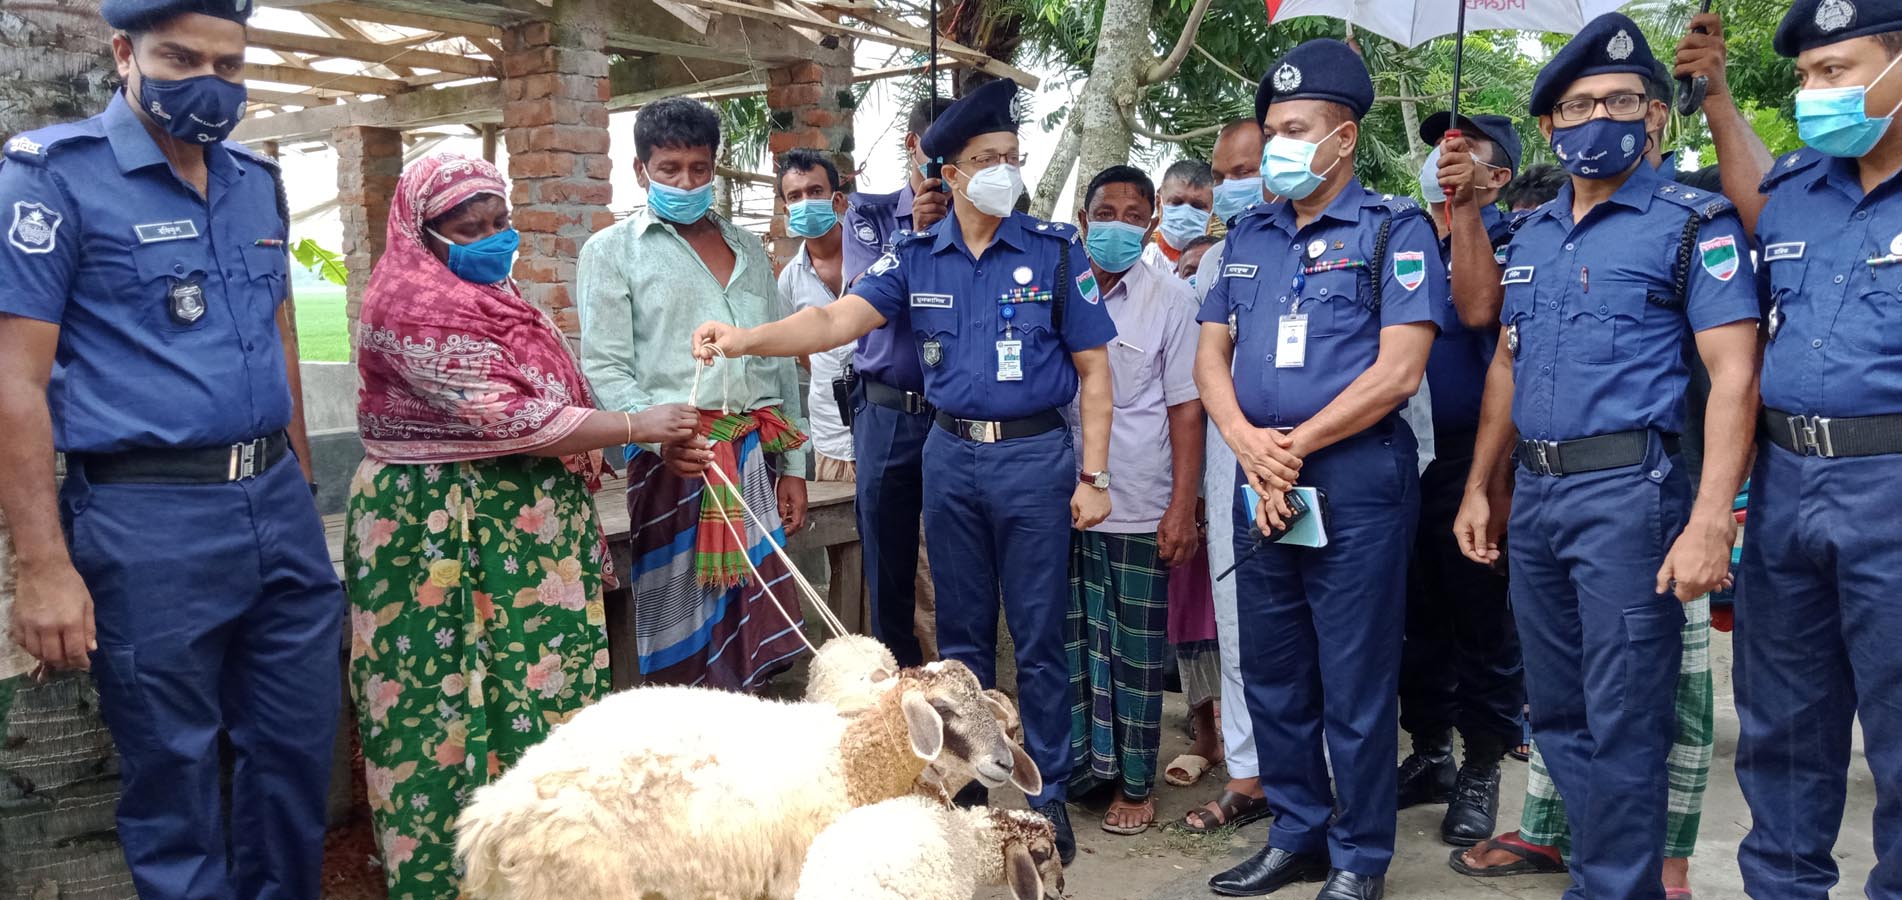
[1029,219,1080,243]
[1655,181,1735,220]
[1759,148,1823,193]
[225,140,281,170]
[890,228,932,247]
[3,120,105,167]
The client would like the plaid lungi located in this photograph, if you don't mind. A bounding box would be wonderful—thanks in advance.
[1520,594,1714,859]
[1067,531,1170,799]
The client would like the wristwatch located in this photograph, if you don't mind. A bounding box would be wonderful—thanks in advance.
[1079,471,1111,490]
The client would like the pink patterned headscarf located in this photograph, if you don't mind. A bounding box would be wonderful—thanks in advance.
[354,153,606,485]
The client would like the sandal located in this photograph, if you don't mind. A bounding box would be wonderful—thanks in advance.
[1175,790,1270,834]
[1101,796,1157,835]
[1447,833,1567,877]
[1665,889,1694,900]
[1509,709,1532,762]
[1164,753,1213,787]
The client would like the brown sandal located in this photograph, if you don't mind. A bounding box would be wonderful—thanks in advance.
[1102,796,1157,835]
[1176,790,1270,834]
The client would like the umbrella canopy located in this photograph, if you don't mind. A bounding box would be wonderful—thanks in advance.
[1266,0,1629,48]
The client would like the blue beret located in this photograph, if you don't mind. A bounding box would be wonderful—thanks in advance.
[1776,0,1902,56]
[1530,13,1656,116]
[103,0,252,30]
[921,79,1019,162]
[1255,40,1373,123]
[1420,111,1523,173]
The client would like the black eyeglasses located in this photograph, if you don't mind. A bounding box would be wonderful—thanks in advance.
[1553,92,1647,124]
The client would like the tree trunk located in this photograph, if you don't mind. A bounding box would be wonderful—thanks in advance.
[0,4,135,898]
[1029,109,1082,220]
[1069,0,1154,211]
[1399,98,1426,165]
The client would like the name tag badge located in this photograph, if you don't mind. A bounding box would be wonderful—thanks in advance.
[1501,265,1535,285]
[910,292,953,309]
[1223,264,1258,279]
[1764,242,1805,262]
[136,220,199,244]
[996,340,1024,381]
[1275,314,1307,369]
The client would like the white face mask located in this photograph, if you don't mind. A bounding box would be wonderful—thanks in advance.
[957,163,1025,218]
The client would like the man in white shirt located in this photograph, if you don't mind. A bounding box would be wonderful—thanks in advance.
[774,148,855,479]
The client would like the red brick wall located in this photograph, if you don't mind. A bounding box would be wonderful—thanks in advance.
[333,125,402,344]
[765,56,855,269]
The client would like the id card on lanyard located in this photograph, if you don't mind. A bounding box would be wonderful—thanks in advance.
[1276,313,1308,368]
[997,340,1024,381]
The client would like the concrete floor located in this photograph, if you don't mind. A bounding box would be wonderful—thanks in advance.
[978,627,1881,900]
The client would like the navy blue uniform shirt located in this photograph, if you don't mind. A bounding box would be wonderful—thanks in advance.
[1500,161,1758,441]
[1197,179,1449,428]
[852,209,1117,420]
[0,92,292,454]
[1757,147,1902,417]
[843,184,926,392]
[1427,203,1510,437]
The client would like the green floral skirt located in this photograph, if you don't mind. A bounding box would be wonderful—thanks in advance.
[343,454,611,899]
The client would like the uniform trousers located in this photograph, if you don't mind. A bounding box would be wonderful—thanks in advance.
[1232,421,1418,876]
[923,425,1074,807]
[852,388,937,667]
[63,454,341,900]
[1736,442,1902,900]
[1509,438,1688,900]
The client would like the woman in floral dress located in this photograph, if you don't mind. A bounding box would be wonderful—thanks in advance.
[344,153,696,899]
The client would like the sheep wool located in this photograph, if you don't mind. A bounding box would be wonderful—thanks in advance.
[793,797,1062,900]
[805,634,900,715]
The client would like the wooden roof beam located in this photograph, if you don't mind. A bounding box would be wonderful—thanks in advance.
[233,81,504,143]
[264,1,509,38]
[246,62,414,96]
[666,0,1037,88]
[245,87,343,107]
[248,28,493,77]
[308,13,417,77]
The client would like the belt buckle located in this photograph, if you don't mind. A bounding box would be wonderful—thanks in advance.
[967,420,999,444]
[1787,415,1836,458]
[1526,440,1560,476]
[228,438,260,481]
[904,392,927,416]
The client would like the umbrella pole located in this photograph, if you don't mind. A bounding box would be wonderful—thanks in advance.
[1448,0,1469,131]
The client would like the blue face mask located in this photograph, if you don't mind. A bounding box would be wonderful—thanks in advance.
[1418,146,1447,204]
[1213,176,1265,223]
[429,227,520,284]
[647,179,714,224]
[1084,220,1148,273]
[1550,117,1646,180]
[1262,123,1347,201]
[1796,54,1902,158]
[134,66,249,145]
[1158,203,1211,249]
[787,197,839,239]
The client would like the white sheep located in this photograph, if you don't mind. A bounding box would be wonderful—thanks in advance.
[805,633,900,714]
[794,796,1066,900]
[455,660,1040,900]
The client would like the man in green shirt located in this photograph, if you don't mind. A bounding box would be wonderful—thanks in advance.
[577,97,811,689]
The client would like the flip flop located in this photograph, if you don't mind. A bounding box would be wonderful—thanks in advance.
[1665,889,1694,900]
[1175,790,1270,834]
[1164,753,1212,787]
[1447,833,1568,877]
[1101,797,1157,835]
[1509,710,1532,762]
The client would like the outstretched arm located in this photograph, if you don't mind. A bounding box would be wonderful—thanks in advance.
[693,295,887,362]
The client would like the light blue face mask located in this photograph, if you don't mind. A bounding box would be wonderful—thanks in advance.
[1213,176,1265,223]
[1796,53,1902,158]
[647,179,714,224]
[428,227,519,284]
[1084,220,1148,273]
[1158,202,1212,249]
[1418,146,1447,204]
[1261,122,1347,201]
[787,197,839,239]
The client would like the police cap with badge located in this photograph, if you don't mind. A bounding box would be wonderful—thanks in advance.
[1777,0,1902,55]
[921,78,1019,164]
[1530,12,1658,116]
[1256,38,1375,123]
[1419,111,1523,174]
[102,0,253,29]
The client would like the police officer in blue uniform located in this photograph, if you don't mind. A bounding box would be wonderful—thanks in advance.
[840,96,953,668]
[1397,110,1527,846]
[691,77,1117,864]
[1448,15,1760,900]
[1196,40,1448,900]
[0,2,341,897]
[1678,1,1902,894]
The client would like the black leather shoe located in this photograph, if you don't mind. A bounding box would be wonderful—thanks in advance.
[1396,732,1456,809]
[1034,799,1076,866]
[952,783,989,808]
[1440,764,1501,846]
[1208,846,1329,897]
[1314,870,1383,900]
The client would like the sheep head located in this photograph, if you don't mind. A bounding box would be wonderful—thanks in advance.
[994,808,1066,900]
[804,635,899,715]
[918,688,1040,798]
[844,659,1030,805]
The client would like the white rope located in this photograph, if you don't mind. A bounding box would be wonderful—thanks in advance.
[687,343,851,641]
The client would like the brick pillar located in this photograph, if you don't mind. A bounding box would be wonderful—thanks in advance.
[766,54,855,269]
[501,16,613,336]
[332,125,402,340]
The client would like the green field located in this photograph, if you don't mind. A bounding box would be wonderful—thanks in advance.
[294,284,351,362]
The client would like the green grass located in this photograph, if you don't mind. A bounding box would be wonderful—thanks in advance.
[294,285,350,362]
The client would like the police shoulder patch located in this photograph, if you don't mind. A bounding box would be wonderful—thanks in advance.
[854,221,879,244]
[8,200,62,254]
[1699,234,1741,282]
[1393,250,1427,291]
[1075,269,1101,305]
[867,250,901,277]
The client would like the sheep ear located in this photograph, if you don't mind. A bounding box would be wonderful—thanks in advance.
[900,690,945,761]
[981,690,1013,722]
[1008,740,1042,796]
[1006,845,1041,900]
[870,666,896,685]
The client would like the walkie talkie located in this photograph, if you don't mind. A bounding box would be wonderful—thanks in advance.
[1677,0,1714,116]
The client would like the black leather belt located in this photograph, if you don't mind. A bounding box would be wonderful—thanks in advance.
[1516,430,1674,476]
[71,432,290,484]
[933,409,1064,444]
[1764,407,1902,458]
[863,377,932,416]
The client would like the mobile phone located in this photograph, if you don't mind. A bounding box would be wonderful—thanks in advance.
[924,159,946,192]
